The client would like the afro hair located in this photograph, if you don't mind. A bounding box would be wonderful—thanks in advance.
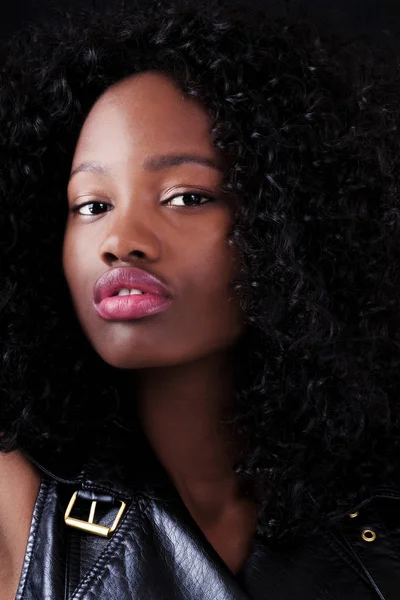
[1,0,400,539]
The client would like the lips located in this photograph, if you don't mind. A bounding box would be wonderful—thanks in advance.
[93,267,172,321]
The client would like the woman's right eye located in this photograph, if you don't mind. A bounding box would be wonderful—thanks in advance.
[71,201,111,216]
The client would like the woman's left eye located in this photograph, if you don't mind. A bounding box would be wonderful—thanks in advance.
[163,193,214,207]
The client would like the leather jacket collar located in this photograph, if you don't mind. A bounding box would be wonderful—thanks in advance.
[19,450,400,600]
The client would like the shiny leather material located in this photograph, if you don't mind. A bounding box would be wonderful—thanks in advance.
[14,472,400,599]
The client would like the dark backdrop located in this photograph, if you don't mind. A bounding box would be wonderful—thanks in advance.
[1,0,400,43]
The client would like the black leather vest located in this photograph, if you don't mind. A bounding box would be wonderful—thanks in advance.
[15,464,400,599]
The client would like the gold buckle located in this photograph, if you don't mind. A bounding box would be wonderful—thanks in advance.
[64,491,127,538]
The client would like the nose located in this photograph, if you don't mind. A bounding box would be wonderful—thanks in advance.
[98,205,162,265]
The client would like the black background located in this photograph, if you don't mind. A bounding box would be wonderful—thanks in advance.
[1,0,400,45]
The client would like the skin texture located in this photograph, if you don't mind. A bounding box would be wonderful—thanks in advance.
[63,72,243,370]
[63,72,256,573]
[0,451,40,600]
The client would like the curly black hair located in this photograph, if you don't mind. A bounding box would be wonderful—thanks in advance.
[1,0,400,540]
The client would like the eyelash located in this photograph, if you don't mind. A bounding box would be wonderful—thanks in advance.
[71,192,215,216]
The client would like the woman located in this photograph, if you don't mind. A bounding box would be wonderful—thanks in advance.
[1,1,400,598]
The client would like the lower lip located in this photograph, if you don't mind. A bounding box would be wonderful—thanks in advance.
[94,293,172,321]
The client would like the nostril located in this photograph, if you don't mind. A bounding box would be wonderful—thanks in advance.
[130,249,146,259]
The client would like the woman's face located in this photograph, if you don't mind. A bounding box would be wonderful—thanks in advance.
[63,72,244,369]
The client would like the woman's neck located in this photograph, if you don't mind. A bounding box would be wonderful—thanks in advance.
[134,353,257,575]
[136,351,242,516]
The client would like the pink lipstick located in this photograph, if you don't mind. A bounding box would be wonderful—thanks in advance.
[93,267,172,321]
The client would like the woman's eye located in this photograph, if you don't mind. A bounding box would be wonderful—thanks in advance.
[163,193,214,207]
[71,193,214,215]
[72,201,110,216]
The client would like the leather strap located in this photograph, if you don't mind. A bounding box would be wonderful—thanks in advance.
[64,483,132,597]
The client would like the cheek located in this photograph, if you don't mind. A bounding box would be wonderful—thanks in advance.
[62,233,78,292]
[194,231,237,292]
[180,231,241,327]
[62,233,73,288]
[62,231,90,307]
[170,212,240,330]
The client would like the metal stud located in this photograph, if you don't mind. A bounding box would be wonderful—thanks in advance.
[361,529,376,542]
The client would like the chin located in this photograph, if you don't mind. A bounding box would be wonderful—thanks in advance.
[96,349,180,370]
[95,347,208,371]
[98,353,156,370]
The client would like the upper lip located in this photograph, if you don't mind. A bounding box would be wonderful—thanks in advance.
[93,267,171,304]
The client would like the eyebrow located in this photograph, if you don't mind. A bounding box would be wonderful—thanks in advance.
[69,161,106,180]
[69,154,222,181]
[144,154,222,172]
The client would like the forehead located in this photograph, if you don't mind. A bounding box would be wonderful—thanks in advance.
[72,72,215,165]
